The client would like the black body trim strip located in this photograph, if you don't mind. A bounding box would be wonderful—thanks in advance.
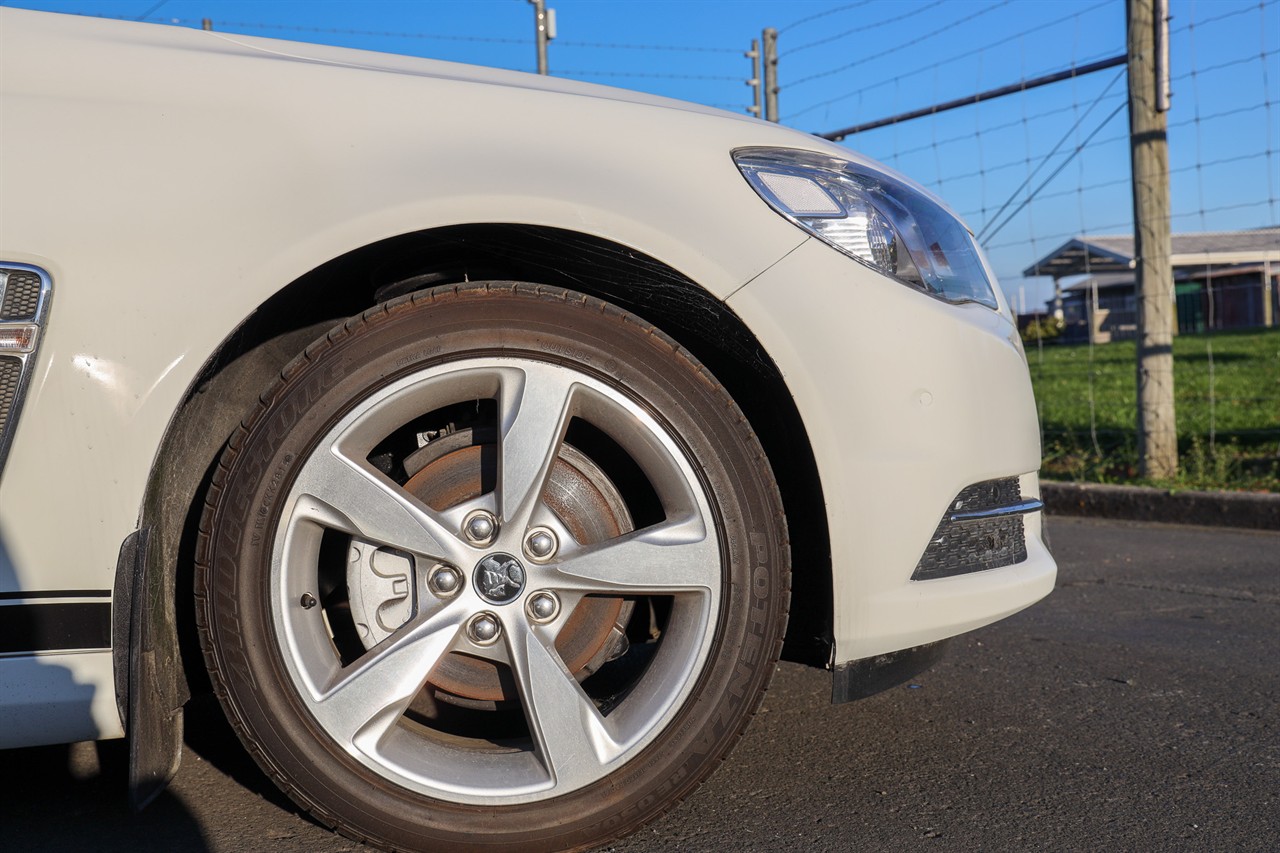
[0,589,112,601]
[0,601,111,653]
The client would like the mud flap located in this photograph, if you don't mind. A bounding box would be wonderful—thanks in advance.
[114,528,187,809]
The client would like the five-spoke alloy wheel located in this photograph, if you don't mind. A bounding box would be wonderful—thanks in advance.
[198,283,789,852]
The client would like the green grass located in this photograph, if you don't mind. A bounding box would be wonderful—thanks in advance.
[1026,327,1280,491]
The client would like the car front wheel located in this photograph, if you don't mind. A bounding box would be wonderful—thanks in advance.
[197,282,789,852]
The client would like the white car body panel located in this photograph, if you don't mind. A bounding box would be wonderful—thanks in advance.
[0,9,1054,747]
[728,239,1054,659]
[0,9,811,594]
[0,650,121,747]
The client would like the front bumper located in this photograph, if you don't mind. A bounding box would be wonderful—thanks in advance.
[727,237,1056,664]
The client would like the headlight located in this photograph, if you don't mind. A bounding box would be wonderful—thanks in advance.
[734,147,998,309]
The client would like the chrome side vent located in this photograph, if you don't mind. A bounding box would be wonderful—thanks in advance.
[1,269,44,319]
[0,263,52,476]
[0,357,21,439]
[912,477,1040,581]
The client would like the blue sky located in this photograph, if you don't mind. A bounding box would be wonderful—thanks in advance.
[4,0,1277,310]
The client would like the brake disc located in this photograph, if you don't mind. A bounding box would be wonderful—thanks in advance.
[347,427,634,709]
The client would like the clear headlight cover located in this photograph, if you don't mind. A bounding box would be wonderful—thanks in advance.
[734,148,998,309]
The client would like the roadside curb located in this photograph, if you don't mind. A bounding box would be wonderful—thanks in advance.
[1042,481,1280,531]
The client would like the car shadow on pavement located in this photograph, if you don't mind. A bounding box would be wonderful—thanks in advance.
[179,692,306,815]
[0,738,210,852]
[181,691,363,844]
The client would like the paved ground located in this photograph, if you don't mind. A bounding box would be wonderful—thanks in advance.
[4,517,1277,851]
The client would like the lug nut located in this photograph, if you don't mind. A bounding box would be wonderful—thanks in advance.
[468,613,501,645]
[463,510,497,545]
[524,527,558,562]
[527,592,560,623]
[428,564,462,597]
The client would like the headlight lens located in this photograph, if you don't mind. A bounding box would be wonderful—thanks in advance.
[734,147,998,309]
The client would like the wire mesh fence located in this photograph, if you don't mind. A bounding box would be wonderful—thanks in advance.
[787,0,1280,491]
[1024,279,1279,491]
[34,0,1280,489]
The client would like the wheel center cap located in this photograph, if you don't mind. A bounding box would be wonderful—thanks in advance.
[474,553,526,604]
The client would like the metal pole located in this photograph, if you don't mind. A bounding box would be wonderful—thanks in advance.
[1091,276,1101,344]
[746,39,762,118]
[763,28,778,122]
[1155,0,1171,112]
[1264,258,1274,328]
[529,0,549,75]
[819,55,1127,141]
[1128,0,1177,480]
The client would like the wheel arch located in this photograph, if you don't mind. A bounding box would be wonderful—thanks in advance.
[122,222,833,803]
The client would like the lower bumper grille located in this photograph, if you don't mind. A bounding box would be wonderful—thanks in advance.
[912,477,1038,581]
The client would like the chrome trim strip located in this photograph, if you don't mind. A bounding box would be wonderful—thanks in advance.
[948,498,1044,523]
[0,262,52,478]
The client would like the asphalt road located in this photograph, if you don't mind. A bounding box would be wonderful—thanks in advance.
[4,517,1277,851]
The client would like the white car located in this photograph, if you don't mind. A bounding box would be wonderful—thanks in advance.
[0,9,1055,852]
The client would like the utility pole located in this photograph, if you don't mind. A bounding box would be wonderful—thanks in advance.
[1127,0,1177,480]
[528,0,556,75]
[762,28,779,122]
[746,38,762,118]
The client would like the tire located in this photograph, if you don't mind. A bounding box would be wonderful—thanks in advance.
[196,283,790,852]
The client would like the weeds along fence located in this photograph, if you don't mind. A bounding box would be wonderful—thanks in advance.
[1024,301,1279,492]
[776,0,1279,490]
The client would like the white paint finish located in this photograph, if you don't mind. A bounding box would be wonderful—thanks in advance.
[0,8,1055,746]
[0,8,828,593]
[0,651,123,748]
[728,238,1056,661]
